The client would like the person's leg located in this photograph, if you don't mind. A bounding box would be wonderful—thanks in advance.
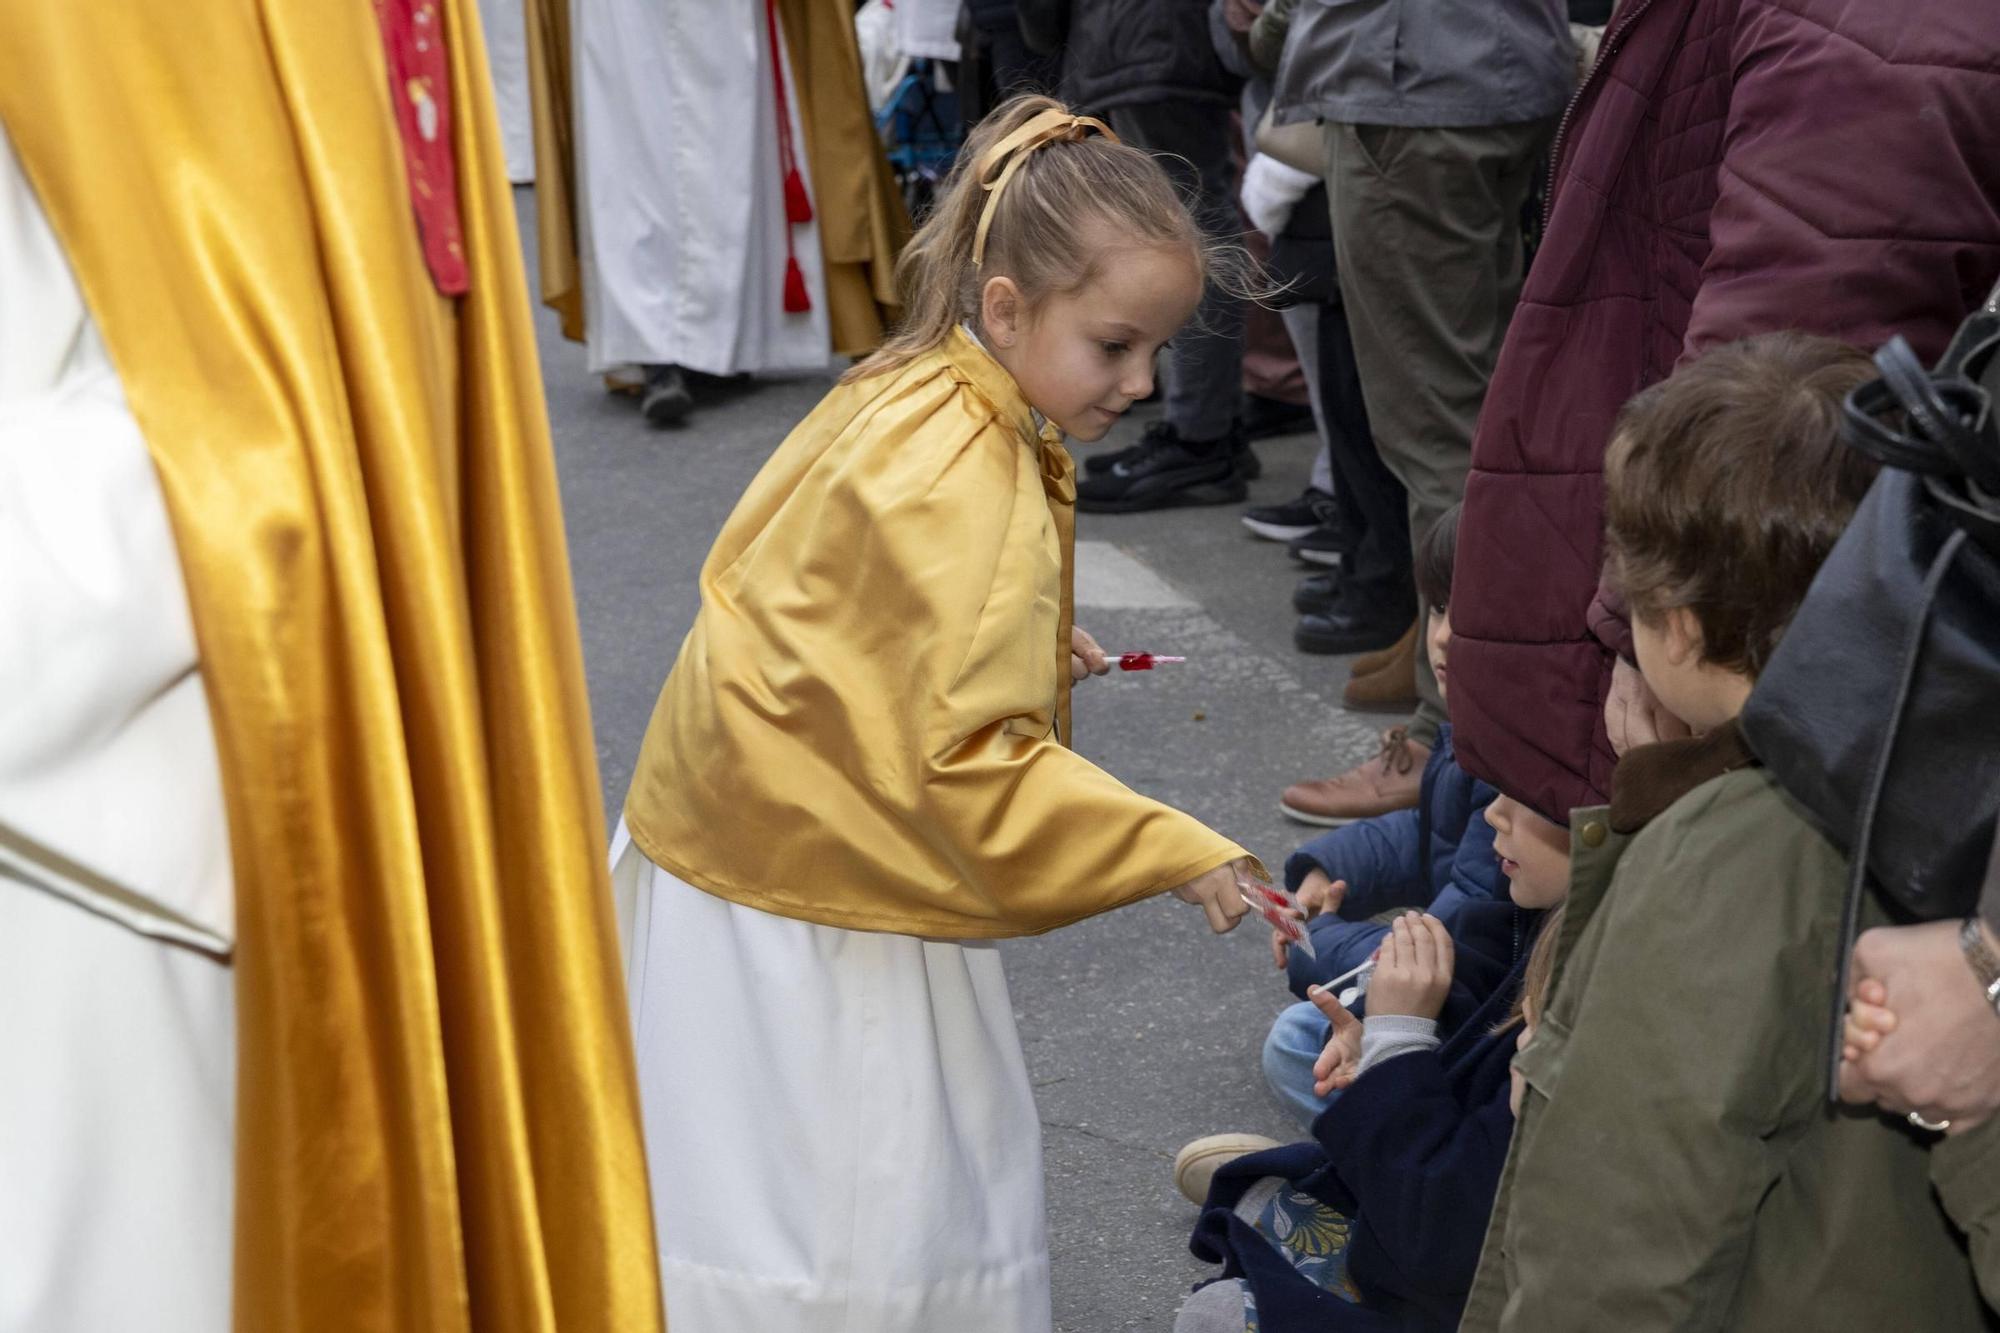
[1310,296,1406,603]
[1107,101,1244,444]
[1324,117,1552,736]
[1174,1279,1253,1333]
[1263,1000,1335,1128]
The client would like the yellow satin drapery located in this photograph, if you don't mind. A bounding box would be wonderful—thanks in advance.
[0,4,663,1331]
[526,0,906,356]
[624,329,1251,938]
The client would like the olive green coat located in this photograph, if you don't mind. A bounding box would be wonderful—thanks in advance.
[1461,725,1991,1331]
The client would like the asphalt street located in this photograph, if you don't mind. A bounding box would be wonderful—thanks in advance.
[518,190,1386,1329]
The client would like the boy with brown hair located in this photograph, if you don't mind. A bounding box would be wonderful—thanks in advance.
[1459,332,1991,1330]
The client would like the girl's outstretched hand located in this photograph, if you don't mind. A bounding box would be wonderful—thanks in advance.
[1172,859,1254,934]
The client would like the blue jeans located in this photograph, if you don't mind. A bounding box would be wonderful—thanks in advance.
[1263,1000,1335,1128]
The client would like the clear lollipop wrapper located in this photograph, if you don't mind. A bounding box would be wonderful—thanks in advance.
[1237,875,1315,962]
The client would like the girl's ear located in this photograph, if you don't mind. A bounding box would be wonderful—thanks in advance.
[980,275,1024,347]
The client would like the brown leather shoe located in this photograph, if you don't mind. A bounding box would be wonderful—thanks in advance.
[1342,625,1420,714]
[1280,727,1431,826]
[1347,619,1417,680]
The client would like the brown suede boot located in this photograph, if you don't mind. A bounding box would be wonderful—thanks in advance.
[1346,619,1417,681]
[1341,624,1420,714]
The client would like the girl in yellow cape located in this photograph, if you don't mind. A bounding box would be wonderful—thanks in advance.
[614,94,1268,1333]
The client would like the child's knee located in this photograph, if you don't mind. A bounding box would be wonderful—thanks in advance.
[1174,1278,1251,1333]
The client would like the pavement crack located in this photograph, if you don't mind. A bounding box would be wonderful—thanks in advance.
[1040,1118,1170,1158]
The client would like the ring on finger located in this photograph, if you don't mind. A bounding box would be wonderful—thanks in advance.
[1908,1110,1952,1133]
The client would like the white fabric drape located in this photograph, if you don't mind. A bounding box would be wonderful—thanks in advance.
[573,0,831,375]
[615,824,1054,1333]
[0,127,235,1333]
[895,0,961,60]
[477,0,536,182]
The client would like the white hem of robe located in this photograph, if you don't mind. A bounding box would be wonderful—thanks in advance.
[614,821,1054,1333]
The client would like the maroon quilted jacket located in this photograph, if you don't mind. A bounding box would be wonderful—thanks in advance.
[1451,0,2000,823]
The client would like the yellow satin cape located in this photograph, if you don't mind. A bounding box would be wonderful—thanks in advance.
[526,0,907,356]
[0,4,664,1331]
[624,330,1251,937]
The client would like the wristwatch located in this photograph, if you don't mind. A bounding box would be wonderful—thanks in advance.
[1960,917,2000,1020]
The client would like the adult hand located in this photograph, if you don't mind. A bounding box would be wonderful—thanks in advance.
[1070,625,1109,683]
[1837,920,2000,1134]
[1366,913,1455,1021]
[1604,657,1692,757]
[1309,985,1363,1097]
[1172,859,1253,934]
[1270,871,1347,969]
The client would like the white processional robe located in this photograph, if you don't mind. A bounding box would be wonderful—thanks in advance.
[0,129,236,1333]
[573,0,832,376]
[479,0,538,183]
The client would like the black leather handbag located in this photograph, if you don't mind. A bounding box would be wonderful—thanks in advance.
[1738,280,2000,1088]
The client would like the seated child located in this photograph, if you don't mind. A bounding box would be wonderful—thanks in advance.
[1458,332,1989,1329]
[1262,507,1513,1123]
[1172,791,1572,1333]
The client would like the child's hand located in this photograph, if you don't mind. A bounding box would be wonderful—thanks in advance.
[1309,986,1363,1096]
[1842,975,1898,1064]
[1172,859,1253,934]
[1366,913,1455,1021]
[1270,872,1343,970]
[1295,869,1346,919]
[1070,625,1110,683]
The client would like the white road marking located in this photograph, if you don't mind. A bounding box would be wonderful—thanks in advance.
[1073,541,1195,609]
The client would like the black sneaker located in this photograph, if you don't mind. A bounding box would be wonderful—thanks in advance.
[1240,393,1316,442]
[641,364,694,427]
[1295,589,1410,655]
[1293,571,1341,615]
[1287,523,1347,568]
[1075,422,1248,513]
[1083,437,1148,476]
[1242,487,1338,543]
[1087,423,1262,481]
[1233,440,1264,482]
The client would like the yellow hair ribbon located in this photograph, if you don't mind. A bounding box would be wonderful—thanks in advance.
[971,108,1118,267]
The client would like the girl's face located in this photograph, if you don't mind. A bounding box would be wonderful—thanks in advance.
[1483,794,1572,910]
[981,236,1202,442]
[1426,606,1452,701]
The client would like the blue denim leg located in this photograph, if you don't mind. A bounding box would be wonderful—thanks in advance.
[1263,1000,1336,1129]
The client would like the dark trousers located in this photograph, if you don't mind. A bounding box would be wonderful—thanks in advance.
[1312,297,1410,603]
[1108,100,1244,442]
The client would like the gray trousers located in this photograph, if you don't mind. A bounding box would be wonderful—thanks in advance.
[1324,117,1554,742]
[1280,303,1338,496]
[1110,100,1244,443]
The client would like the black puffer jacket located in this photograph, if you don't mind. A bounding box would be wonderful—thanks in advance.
[1017,0,1237,111]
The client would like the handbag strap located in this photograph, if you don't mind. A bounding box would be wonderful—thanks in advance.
[1845,337,2000,494]
[1824,527,1970,1101]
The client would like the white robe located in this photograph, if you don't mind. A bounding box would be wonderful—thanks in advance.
[478,0,537,183]
[0,129,236,1333]
[573,0,832,376]
[614,824,1053,1333]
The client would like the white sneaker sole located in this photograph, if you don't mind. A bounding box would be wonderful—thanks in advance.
[1241,515,1319,542]
[1294,547,1343,567]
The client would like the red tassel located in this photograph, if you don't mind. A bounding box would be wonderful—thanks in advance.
[783,255,812,313]
[784,167,814,225]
